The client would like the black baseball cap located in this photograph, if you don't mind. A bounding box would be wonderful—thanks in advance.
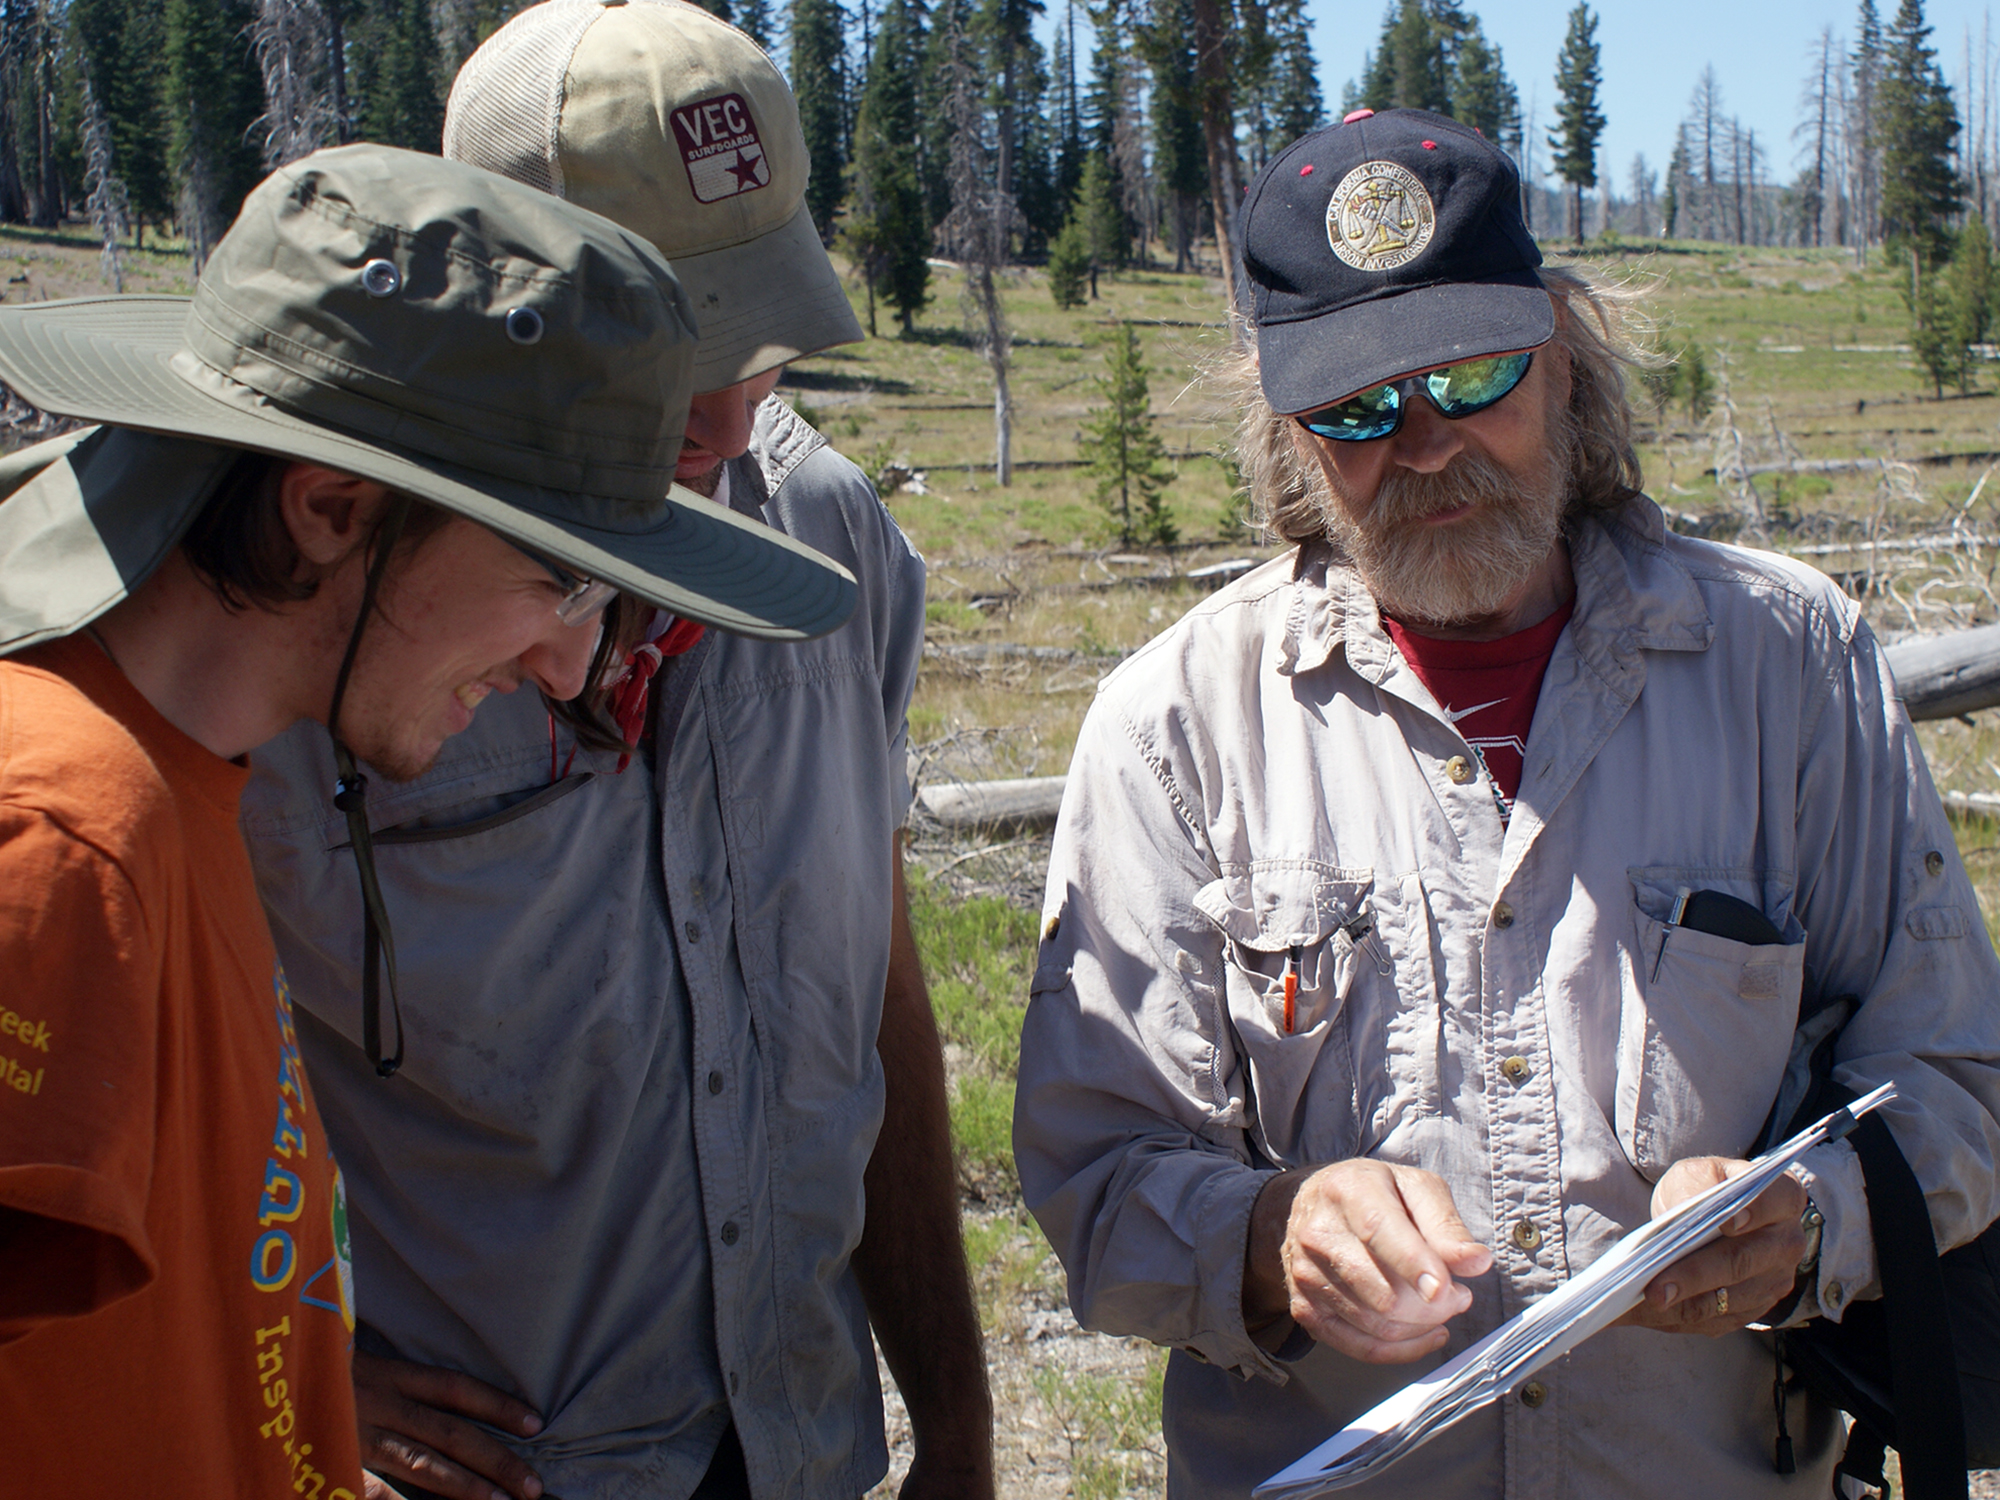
[1237,107,1552,416]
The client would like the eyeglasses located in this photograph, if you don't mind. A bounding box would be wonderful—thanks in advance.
[504,536,619,625]
[1294,350,1536,443]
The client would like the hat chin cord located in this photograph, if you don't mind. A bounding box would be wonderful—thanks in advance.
[326,495,412,1079]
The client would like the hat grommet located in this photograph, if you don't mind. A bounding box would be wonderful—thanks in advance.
[506,306,545,345]
[361,259,402,298]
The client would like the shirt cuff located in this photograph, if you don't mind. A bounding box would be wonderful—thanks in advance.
[1184,1165,1300,1384]
[1794,1138,1876,1322]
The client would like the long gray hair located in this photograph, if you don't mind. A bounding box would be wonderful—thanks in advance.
[1218,264,1657,545]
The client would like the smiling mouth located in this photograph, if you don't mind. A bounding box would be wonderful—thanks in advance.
[454,682,494,712]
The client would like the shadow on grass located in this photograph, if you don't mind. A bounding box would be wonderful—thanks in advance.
[779,368,916,394]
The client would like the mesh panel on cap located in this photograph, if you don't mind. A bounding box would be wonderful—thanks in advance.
[443,0,607,198]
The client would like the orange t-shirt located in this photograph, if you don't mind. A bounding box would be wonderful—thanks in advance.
[0,635,364,1496]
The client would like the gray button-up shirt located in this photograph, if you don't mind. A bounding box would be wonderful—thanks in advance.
[1014,495,2000,1499]
[242,400,925,1499]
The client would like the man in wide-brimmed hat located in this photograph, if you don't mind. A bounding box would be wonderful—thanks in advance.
[238,6,989,1500]
[0,141,851,1491]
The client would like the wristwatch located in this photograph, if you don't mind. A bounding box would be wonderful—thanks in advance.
[1797,1196,1825,1279]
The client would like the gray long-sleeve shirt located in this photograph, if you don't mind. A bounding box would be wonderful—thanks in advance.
[241,399,925,1500]
[1014,495,2000,1499]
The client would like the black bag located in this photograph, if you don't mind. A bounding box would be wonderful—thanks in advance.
[1758,990,2000,1497]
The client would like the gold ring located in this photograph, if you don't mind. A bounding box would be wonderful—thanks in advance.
[1714,1287,1729,1317]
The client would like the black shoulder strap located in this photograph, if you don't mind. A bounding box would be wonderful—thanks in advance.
[1850,1110,1969,1498]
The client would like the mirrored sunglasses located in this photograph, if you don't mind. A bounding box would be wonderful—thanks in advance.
[503,536,619,625]
[1295,350,1536,443]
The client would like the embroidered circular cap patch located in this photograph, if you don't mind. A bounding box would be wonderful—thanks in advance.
[1325,160,1436,272]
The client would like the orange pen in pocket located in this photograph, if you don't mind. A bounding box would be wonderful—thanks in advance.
[1282,944,1302,1033]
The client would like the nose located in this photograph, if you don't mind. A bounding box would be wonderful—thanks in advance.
[682,379,759,461]
[520,612,603,703]
[1386,390,1466,474]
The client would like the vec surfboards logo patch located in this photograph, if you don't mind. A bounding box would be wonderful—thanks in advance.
[670,92,772,204]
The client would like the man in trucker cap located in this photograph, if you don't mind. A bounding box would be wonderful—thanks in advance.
[239,5,992,1499]
[0,142,850,1491]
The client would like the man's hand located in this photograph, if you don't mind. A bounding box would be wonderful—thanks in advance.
[1616,1157,1808,1336]
[1246,1161,1493,1364]
[354,1350,547,1500]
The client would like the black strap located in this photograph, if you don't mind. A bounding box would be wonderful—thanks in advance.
[326,496,411,1079]
[1851,1111,1969,1498]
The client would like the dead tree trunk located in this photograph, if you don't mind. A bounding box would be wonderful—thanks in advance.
[1190,0,1245,323]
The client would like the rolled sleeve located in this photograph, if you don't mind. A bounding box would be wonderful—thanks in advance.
[1793,616,2000,1312]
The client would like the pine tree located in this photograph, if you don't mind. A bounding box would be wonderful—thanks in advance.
[348,0,445,152]
[1851,0,1884,258]
[1137,0,1203,272]
[1077,146,1123,278]
[845,0,929,333]
[1548,2,1604,245]
[69,0,172,242]
[735,0,775,50]
[1875,0,1960,267]
[1082,321,1175,547]
[1047,211,1088,306]
[163,0,264,266]
[1947,216,1994,392]
[1449,19,1519,153]
[790,0,848,240]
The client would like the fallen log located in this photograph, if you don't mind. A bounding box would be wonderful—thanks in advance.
[917,776,1068,833]
[1885,625,2000,721]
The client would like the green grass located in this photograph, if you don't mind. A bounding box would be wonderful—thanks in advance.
[907,866,1038,1193]
[1031,1353,1169,1499]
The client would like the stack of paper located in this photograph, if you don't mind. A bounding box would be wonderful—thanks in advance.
[1255,1083,1897,1498]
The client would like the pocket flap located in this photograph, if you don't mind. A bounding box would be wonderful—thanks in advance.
[1193,863,1374,952]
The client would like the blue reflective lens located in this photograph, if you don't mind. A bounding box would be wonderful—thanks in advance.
[1296,351,1535,443]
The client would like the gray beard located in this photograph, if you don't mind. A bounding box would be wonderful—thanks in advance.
[1317,412,1580,630]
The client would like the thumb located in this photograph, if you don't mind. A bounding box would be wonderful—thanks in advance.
[1395,1166,1492,1274]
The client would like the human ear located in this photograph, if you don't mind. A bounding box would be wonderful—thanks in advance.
[279,464,393,571]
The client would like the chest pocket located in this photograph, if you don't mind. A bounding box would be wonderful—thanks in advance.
[1194,864,1404,1167]
[1616,870,1805,1179]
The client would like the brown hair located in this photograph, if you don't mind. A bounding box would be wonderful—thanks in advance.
[1218,262,1659,545]
[180,448,640,753]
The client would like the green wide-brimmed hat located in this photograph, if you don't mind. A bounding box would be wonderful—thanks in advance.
[0,141,857,656]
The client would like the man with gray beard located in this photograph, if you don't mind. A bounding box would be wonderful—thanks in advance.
[1012,109,2000,1498]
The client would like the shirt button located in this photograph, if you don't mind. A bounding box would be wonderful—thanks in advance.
[1500,1055,1531,1084]
[720,1221,740,1246]
[1511,1218,1541,1251]
[707,1070,725,1095]
[1492,901,1515,929]
[1520,1381,1548,1408]
[685,920,702,943]
[1824,1280,1843,1307]
[1445,755,1474,784]
[1926,849,1946,877]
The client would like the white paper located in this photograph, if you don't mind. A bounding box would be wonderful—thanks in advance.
[1255,1083,1895,1498]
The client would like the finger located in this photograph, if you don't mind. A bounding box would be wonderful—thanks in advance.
[360,1404,546,1500]
[1285,1235,1468,1343]
[1636,1222,1806,1323]
[1340,1174,1462,1309]
[364,1352,545,1438]
[1719,1171,1807,1237]
[1650,1157,1733,1218]
[1391,1167,1493,1281]
[362,1476,410,1500]
[1294,1304,1456,1365]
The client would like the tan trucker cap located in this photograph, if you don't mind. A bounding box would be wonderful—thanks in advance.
[444,0,864,389]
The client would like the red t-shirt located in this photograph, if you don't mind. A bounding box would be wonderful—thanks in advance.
[1384,600,1575,818]
[0,636,364,1494]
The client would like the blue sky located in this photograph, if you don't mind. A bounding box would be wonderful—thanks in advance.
[1298,0,2000,196]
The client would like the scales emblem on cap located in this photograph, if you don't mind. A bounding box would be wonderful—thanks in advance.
[1326,160,1435,271]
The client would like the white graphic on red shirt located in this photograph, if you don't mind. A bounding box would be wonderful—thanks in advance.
[669,93,772,204]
